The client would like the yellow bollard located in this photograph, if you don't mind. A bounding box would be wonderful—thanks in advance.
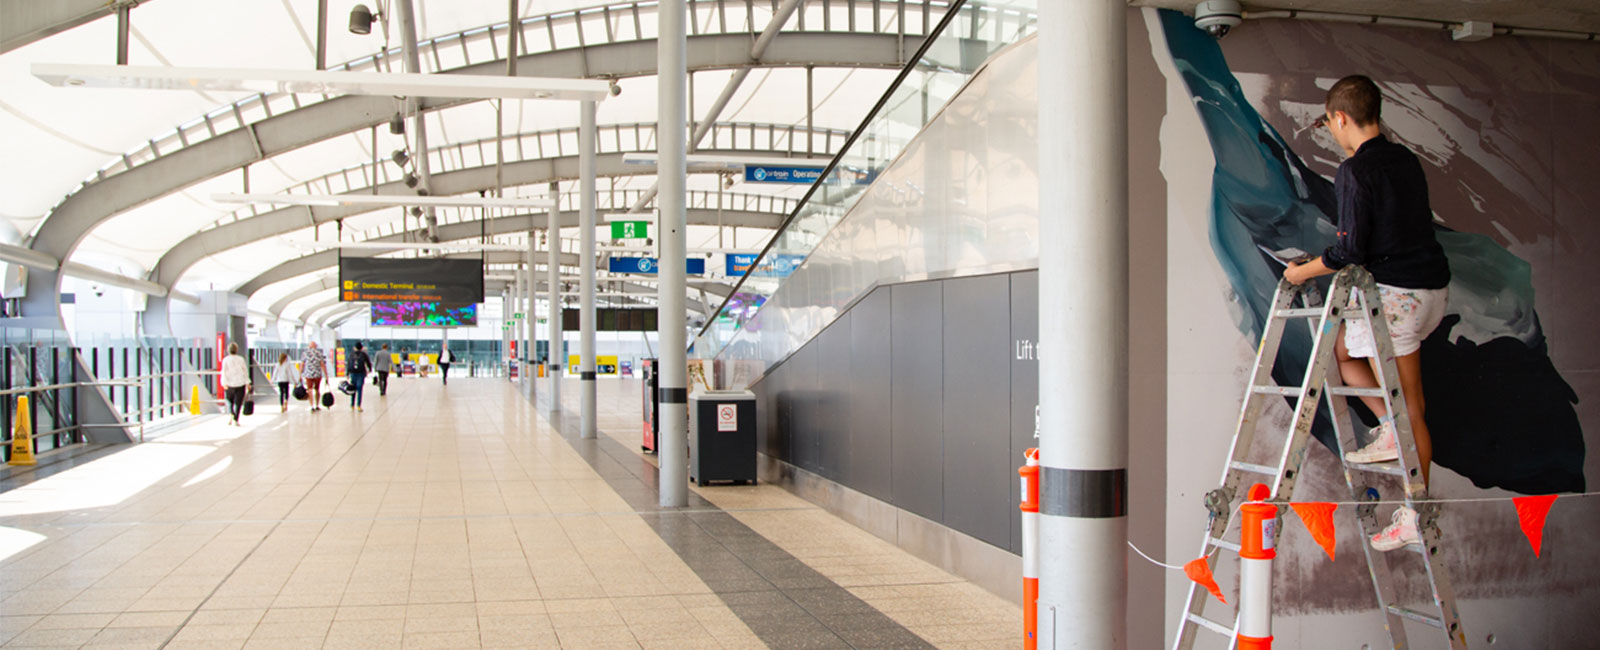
[190,385,201,415]
[8,396,35,466]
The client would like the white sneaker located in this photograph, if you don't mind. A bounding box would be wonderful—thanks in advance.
[1345,421,1399,463]
[1370,506,1421,551]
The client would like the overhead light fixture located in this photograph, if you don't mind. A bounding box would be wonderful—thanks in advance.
[403,172,418,188]
[390,150,408,168]
[388,112,405,134]
[32,63,615,101]
[348,4,376,35]
[212,192,557,209]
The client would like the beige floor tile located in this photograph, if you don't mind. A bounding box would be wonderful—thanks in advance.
[400,630,481,649]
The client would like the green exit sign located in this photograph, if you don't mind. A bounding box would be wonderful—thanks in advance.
[514,313,524,319]
[610,221,649,239]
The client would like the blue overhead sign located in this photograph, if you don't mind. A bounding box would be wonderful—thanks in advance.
[725,253,804,278]
[609,257,706,275]
[745,165,824,184]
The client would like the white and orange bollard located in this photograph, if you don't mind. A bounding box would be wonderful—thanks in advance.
[1018,448,1040,650]
[1238,483,1276,649]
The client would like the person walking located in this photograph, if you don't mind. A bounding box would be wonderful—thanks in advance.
[348,342,372,412]
[374,343,392,396]
[301,341,328,411]
[437,345,454,385]
[270,352,299,413]
[1285,75,1451,552]
[221,342,250,426]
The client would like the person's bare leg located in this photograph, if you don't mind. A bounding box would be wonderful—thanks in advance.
[1336,323,1389,418]
[1394,351,1430,488]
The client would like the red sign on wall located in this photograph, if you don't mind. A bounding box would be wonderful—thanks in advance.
[215,333,225,396]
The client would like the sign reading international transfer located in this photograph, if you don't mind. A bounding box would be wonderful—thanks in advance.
[338,257,484,303]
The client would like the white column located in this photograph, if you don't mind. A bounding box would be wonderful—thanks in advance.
[547,183,563,411]
[526,217,538,397]
[1035,1,1128,648]
[656,0,689,508]
[579,100,598,439]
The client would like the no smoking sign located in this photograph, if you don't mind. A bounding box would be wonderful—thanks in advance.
[716,404,738,432]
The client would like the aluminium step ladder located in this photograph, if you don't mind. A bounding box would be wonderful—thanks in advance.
[1171,265,1468,650]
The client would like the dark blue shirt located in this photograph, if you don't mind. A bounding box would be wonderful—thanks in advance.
[1322,135,1451,289]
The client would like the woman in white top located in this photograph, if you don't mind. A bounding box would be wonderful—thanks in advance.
[270,352,299,413]
[220,342,251,426]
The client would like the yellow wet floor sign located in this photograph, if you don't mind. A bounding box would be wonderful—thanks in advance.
[191,385,201,415]
[8,395,35,466]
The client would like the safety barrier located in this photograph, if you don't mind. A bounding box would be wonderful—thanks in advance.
[1018,448,1040,650]
[1238,483,1276,649]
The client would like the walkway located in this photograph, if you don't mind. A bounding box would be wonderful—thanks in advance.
[0,375,1019,649]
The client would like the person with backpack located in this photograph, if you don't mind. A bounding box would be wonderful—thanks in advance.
[348,342,372,412]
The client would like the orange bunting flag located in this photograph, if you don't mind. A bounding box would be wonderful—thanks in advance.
[1512,495,1559,558]
[1291,502,1339,561]
[1184,557,1225,604]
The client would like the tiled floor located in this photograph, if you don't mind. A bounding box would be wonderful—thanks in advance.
[0,375,1020,649]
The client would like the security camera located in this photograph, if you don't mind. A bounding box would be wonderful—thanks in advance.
[608,81,622,97]
[1194,0,1242,39]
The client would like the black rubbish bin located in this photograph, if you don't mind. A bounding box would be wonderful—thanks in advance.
[689,389,756,486]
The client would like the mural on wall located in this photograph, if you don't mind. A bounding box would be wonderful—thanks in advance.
[1157,9,1585,495]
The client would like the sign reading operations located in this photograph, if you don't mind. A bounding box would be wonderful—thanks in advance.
[744,165,824,184]
[607,258,706,275]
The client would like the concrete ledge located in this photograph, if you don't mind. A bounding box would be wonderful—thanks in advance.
[758,453,1023,605]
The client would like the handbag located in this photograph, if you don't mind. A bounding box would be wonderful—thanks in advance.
[293,386,309,400]
[320,393,335,408]
[338,380,353,395]
[242,400,255,416]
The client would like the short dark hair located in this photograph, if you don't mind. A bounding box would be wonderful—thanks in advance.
[1325,75,1381,127]
[355,342,364,350]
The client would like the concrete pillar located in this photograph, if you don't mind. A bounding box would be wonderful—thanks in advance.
[547,183,563,411]
[656,0,689,508]
[1034,2,1128,648]
[579,100,598,439]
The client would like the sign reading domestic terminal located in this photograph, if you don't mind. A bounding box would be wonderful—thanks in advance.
[338,257,484,303]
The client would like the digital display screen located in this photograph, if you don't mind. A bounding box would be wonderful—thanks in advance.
[339,257,484,303]
[371,302,478,327]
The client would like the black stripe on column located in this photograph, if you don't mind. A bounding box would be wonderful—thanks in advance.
[660,388,687,404]
[1039,467,1127,518]
[581,371,597,380]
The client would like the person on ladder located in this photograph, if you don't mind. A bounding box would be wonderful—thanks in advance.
[1283,75,1452,551]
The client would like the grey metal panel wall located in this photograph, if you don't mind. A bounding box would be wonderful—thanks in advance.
[890,281,945,522]
[941,274,1013,548]
[847,287,894,502]
[786,338,822,474]
[1008,271,1039,554]
[814,314,853,482]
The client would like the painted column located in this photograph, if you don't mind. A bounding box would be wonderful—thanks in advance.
[580,100,598,439]
[1035,1,1128,648]
[547,183,563,411]
[501,288,510,376]
[657,0,689,508]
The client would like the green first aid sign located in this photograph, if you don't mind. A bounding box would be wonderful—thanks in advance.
[610,221,648,239]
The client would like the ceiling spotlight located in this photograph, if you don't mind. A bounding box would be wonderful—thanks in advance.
[388,112,405,134]
[391,149,408,167]
[403,172,418,188]
[608,81,622,97]
[349,4,376,35]
[410,207,423,217]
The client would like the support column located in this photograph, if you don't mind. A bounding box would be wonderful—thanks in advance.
[579,100,598,439]
[546,183,563,411]
[1035,2,1128,649]
[501,288,510,377]
[526,215,538,397]
[656,0,689,508]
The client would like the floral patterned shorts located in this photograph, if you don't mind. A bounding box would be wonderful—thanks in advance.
[1342,284,1449,358]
